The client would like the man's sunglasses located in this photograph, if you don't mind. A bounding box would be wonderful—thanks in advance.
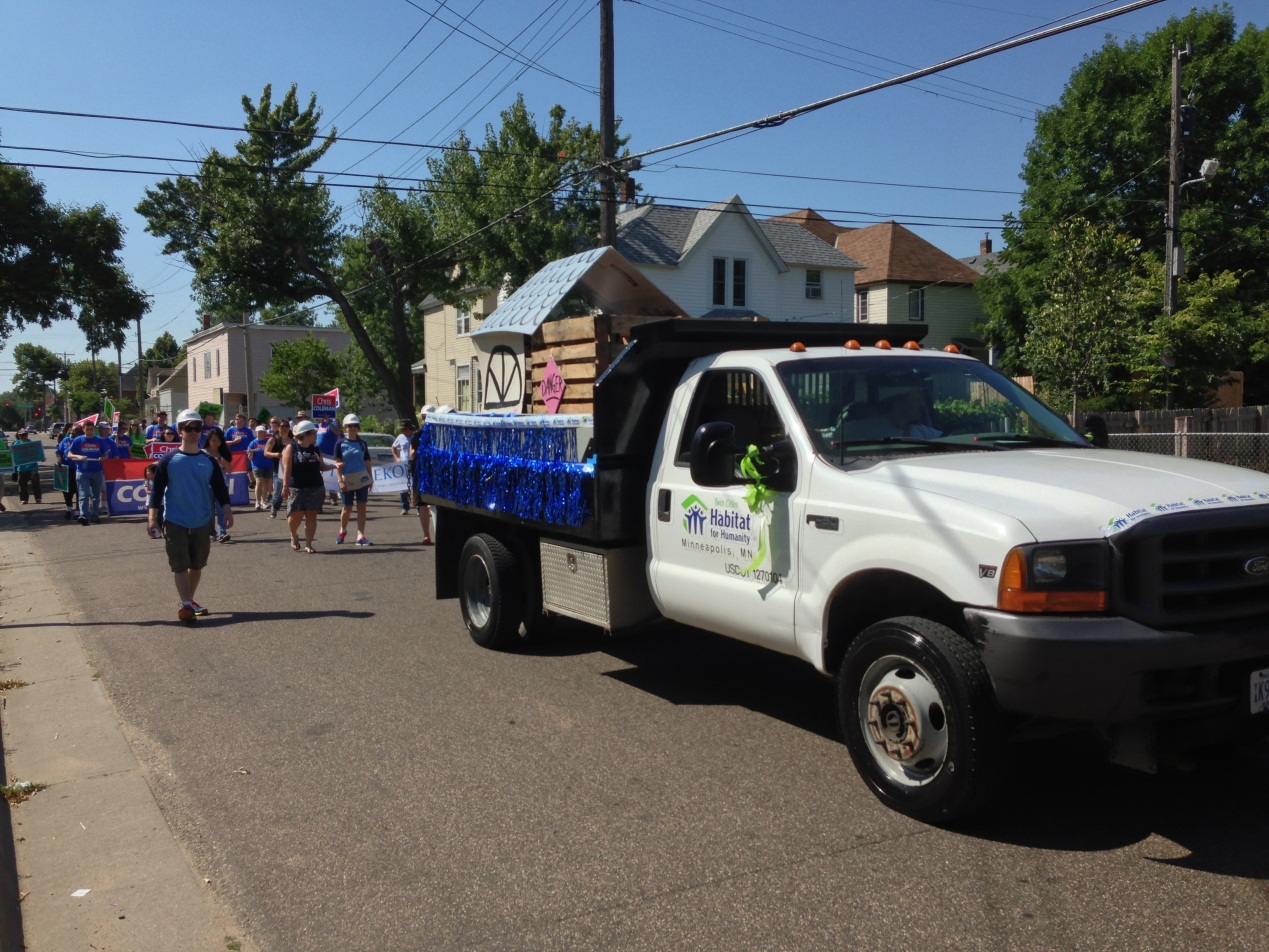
[182,423,203,433]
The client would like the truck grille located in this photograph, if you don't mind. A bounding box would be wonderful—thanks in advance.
[1112,506,1269,628]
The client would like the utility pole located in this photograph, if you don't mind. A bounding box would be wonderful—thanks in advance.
[1163,38,1188,320]
[598,0,617,247]
[136,315,144,413]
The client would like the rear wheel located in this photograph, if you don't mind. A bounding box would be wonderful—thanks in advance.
[839,616,1003,824]
[459,534,523,649]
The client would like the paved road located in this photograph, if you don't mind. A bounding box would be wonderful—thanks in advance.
[2,465,1268,950]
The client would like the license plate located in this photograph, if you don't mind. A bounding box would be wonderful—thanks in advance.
[1253,667,1269,715]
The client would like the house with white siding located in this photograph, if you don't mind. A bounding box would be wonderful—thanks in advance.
[772,210,989,355]
[182,320,351,423]
[616,196,860,322]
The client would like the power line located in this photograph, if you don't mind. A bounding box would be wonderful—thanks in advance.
[624,0,1167,164]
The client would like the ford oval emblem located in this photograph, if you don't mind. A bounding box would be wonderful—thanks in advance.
[1243,556,1269,578]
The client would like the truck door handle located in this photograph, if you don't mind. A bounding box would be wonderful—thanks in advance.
[806,514,839,531]
[657,488,671,522]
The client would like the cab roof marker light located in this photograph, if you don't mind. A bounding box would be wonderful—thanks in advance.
[844,340,861,350]
[789,342,806,352]
[903,341,921,350]
[875,340,892,350]
[943,343,961,354]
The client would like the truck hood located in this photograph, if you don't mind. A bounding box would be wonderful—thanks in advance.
[860,447,1269,541]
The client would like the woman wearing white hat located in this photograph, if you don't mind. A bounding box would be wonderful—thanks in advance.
[334,413,375,546]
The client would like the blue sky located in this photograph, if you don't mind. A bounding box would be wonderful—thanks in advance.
[1,0,1261,394]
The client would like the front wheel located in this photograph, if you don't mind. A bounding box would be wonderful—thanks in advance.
[839,616,1003,824]
[459,534,524,650]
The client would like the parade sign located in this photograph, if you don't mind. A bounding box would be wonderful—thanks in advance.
[103,454,249,515]
[311,389,340,421]
[144,442,182,458]
[539,356,566,414]
[10,441,46,467]
[0,440,10,471]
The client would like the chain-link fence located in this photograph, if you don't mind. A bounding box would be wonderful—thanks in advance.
[1108,433,1269,474]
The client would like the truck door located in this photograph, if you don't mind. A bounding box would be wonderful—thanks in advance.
[649,368,800,652]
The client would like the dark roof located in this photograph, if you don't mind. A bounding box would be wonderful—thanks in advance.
[617,198,859,271]
[959,252,1003,275]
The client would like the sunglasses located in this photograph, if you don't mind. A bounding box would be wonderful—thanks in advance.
[182,423,203,433]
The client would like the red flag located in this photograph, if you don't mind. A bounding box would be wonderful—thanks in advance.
[75,413,99,427]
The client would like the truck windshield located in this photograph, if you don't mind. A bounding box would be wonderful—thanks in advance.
[776,354,1088,461]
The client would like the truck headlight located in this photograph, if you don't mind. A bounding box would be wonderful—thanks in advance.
[998,541,1109,613]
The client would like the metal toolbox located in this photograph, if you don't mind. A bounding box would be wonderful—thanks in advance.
[539,541,657,631]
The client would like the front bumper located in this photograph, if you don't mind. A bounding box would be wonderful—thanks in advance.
[964,608,1269,725]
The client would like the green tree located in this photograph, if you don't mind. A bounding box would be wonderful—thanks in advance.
[63,358,120,417]
[0,156,150,348]
[258,334,343,410]
[1023,218,1152,419]
[423,95,627,295]
[979,6,1269,399]
[12,343,68,403]
[138,84,428,421]
[143,331,183,367]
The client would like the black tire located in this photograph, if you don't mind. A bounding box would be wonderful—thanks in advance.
[459,534,524,650]
[838,616,1003,824]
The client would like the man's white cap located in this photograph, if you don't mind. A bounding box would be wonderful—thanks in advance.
[255,425,268,433]
[342,413,361,426]
[176,408,201,426]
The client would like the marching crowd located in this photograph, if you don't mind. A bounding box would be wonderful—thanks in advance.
[7,405,443,622]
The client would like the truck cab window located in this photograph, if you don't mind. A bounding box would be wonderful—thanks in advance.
[677,370,784,466]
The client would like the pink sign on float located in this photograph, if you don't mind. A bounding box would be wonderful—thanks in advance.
[538,356,566,414]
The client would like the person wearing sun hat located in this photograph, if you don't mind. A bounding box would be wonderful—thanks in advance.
[334,413,375,546]
[280,419,336,553]
[409,405,441,545]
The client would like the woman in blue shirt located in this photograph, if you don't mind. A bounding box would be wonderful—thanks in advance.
[334,414,375,546]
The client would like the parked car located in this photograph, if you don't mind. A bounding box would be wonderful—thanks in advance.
[50,422,65,438]
[359,432,398,465]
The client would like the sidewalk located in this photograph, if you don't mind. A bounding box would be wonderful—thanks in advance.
[0,514,256,952]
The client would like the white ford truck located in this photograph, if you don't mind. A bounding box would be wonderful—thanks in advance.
[420,320,1269,823]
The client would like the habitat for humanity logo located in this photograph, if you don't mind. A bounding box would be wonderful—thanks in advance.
[682,494,708,534]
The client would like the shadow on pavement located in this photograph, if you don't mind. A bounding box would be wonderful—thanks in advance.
[525,617,1269,876]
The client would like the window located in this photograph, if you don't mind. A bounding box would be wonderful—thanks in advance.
[203,352,212,380]
[456,304,472,336]
[855,290,869,322]
[471,358,483,411]
[677,369,784,465]
[908,286,925,321]
[805,269,822,300]
[215,349,221,377]
[456,363,471,411]
[712,258,727,307]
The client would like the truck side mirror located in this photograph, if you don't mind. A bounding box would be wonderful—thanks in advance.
[689,421,737,486]
[755,438,798,493]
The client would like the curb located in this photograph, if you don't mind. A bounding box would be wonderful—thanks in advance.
[0,510,255,951]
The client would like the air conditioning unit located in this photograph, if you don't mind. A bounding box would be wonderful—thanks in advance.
[805,286,823,300]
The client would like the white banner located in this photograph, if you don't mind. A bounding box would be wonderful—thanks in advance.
[320,458,410,495]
